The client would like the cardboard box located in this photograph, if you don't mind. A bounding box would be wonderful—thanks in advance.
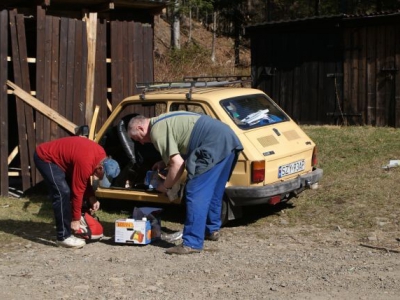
[115,218,152,245]
[132,207,162,240]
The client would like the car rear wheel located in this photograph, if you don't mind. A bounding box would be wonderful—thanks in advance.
[221,195,230,226]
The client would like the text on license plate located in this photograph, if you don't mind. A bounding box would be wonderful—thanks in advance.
[278,160,305,178]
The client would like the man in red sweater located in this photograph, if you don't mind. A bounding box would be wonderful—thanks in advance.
[34,136,120,248]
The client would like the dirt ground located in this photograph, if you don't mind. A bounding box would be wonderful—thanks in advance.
[1,204,400,300]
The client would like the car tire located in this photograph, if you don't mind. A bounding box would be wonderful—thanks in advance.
[221,196,230,227]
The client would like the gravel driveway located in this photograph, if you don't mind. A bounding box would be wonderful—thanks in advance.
[1,217,399,300]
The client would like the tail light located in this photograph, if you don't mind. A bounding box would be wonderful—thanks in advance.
[312,146,318,167]
[251,160,265,183]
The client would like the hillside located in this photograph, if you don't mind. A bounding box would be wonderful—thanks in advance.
[153,15,251,81]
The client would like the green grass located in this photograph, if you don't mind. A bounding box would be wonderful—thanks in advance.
[286,125,400,234]
[1,126,400,246]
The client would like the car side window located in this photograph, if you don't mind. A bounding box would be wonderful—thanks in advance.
[170,103,206,115]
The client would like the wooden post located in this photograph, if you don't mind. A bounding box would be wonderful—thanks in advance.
[85,12,97,125]
[0,9,8,196]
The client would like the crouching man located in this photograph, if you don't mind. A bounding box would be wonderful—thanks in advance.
[34,136,120,248]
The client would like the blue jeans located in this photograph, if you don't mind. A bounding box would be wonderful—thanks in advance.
[182,152,236,250]
[33,152,72,241]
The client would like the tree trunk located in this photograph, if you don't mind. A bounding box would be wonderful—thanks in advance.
[211,10,217,63]
[234,9,240,66]
[188,5,192,43]
[171,0,181,50]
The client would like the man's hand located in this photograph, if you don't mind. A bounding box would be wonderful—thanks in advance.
[88,196,100,212]
[152,160,166,171]
[91,200,100,212]
[71,220,80,232]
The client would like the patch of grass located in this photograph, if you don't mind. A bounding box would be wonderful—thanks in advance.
[285,125,400,235]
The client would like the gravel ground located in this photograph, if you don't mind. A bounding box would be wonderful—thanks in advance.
[1,218,400,300]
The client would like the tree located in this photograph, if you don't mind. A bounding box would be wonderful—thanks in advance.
[172,0,181,50]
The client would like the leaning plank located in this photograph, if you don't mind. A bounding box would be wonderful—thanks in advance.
[89,105,100,140]
[6,80,79,134]
[16,12,37,185]
[9,9,31,191]
[7,146,18,165]
[85,12,97,124]
[0,9,8,196]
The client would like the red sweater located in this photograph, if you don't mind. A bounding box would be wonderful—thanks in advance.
[36,136,106,221]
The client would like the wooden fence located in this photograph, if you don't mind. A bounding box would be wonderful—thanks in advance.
[0,6,155,196]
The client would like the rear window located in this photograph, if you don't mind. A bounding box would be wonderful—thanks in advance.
[221,94,289,129]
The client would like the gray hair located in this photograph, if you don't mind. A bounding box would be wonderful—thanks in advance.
[127,115,147,137]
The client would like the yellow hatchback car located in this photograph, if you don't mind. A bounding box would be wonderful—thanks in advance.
[92,78,323,223]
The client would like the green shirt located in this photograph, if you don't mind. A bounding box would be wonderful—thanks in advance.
[150,112,200,164]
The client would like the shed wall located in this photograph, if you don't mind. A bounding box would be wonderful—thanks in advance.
[249,16,400,127]
[0,6,156,196]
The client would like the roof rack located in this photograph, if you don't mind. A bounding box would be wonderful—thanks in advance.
[136,75,252,100]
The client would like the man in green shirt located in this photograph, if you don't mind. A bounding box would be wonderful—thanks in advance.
[128,112,243,254]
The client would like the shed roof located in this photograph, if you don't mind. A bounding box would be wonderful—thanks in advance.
[1,0,169,10]
[246,10,400,32]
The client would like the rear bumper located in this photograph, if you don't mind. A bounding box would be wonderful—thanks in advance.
[225,168,323,206]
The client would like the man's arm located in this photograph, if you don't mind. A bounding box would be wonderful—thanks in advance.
[157,154,184,193]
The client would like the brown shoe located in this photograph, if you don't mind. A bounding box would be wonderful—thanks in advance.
[165,244,201,255]
[205,231,220,241]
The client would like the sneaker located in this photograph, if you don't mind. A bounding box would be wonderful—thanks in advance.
[56,236,86,249]
[205,231,220,241]
[161,230,183,242]
[165,243,201,255]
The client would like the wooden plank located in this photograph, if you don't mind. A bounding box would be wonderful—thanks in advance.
[7,146,18,165]
[88,105,100,140]
[85,12,97,124]
[309,59,319,124]
[366,26,377,125]
[0,9,8,196]
[35,5,45,160]
[385,24,395,127]
[111,20,123,105]
[43,14,52,142]
[122,20,129,99]
[7,81,78,134]
[358,27,367,125]
[50,16,60,140]
[80,20,88,127]
[128,21,136,95]
[143,24,154,84]
[73,20,84,126]
[350,28,359,124]
[134,22,144,87]
[342,29,351,125]
[94,18,107,130]
[9,9,31,191]
[65,18,76,123]
[58,17,68,138]
[15,12,37,185]
[395,24,400,128]
[376,25,386,126]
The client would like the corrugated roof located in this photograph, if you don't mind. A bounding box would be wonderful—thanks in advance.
[1,0,169,10]
[246,10,400,30]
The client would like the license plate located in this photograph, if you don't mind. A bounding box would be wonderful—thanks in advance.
[278,160,305,178]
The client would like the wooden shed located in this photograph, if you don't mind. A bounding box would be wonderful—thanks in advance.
[247,11,400,128]
[0,0,168,196]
